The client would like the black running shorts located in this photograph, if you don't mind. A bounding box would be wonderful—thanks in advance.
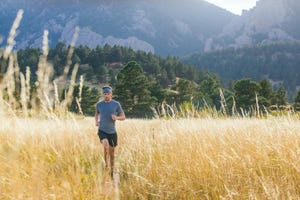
[98,130,118,147]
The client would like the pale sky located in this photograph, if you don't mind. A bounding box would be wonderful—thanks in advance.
[205,0,259,15]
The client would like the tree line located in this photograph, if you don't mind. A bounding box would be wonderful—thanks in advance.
[1,43,300,118]
[182,41,300,101]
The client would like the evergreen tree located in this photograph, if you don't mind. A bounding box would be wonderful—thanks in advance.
[69,85,100,116]
[114,61,155,118]
[197,75,221,107]
[295,90,300,103]
[148,77,166,105]
[176,78,195,103]
[17,47,40,74]
[273,85,287,106]
[74,45,90,64]
[293,89,300,111]
[233,78,261,110]
[259,79,274,107]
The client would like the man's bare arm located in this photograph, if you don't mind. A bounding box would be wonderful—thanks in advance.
[112,112,125,121]
[95,112,100,126]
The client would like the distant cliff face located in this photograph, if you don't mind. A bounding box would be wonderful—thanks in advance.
[0,0,299,56]
[206,0,300,51]
[0,0,234,56]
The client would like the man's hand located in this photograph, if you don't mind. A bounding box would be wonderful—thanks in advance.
[111,114,117,121]
[96,121,100,126]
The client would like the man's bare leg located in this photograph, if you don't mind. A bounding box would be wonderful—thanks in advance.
[102,139,109,169]
[109,146,115,178]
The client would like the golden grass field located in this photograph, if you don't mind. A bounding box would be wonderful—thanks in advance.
[0,10,299,199]
[0,114,299,199]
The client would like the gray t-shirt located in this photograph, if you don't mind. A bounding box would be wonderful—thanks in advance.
[96,99,124,134]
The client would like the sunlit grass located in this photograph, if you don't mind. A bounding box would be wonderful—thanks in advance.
[1,115,299,199]
[0,115,114,199]
[118,117,300,199]
[1,8,300,200]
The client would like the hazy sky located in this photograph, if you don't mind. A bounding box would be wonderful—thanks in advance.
[205,0,258,15]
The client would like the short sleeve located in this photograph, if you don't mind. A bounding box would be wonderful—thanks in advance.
[116,102,124,115]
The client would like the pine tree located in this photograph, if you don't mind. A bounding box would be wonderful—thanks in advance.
[233,79,261,110]
[293,89,300,111]
[114,61,155,118]
[69,85,100,116]
[273,85,287,106]
[259,79,274,107]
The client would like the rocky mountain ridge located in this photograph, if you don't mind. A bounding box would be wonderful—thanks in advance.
[207,0,300,51]
[0,0,234,56]
[0,0,299,56]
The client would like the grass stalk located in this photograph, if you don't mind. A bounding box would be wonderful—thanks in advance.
[3,9,23,60]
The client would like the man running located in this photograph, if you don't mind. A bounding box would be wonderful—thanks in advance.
[95,86,125,178]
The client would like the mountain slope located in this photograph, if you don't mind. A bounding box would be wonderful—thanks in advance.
[0,0,235,56]
[182,41,300,99]
[206,0,300,51]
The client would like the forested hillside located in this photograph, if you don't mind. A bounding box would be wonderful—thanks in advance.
[182,41,300,99]
[1,43,223,117]
[15,42,211,88]
[1,43,300,117]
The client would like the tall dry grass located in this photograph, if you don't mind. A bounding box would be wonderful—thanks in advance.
[0,10,81,118]
[1,9,300,200]
[0,115,114,199]
[118,117,300,199]
[0,116,299,199]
